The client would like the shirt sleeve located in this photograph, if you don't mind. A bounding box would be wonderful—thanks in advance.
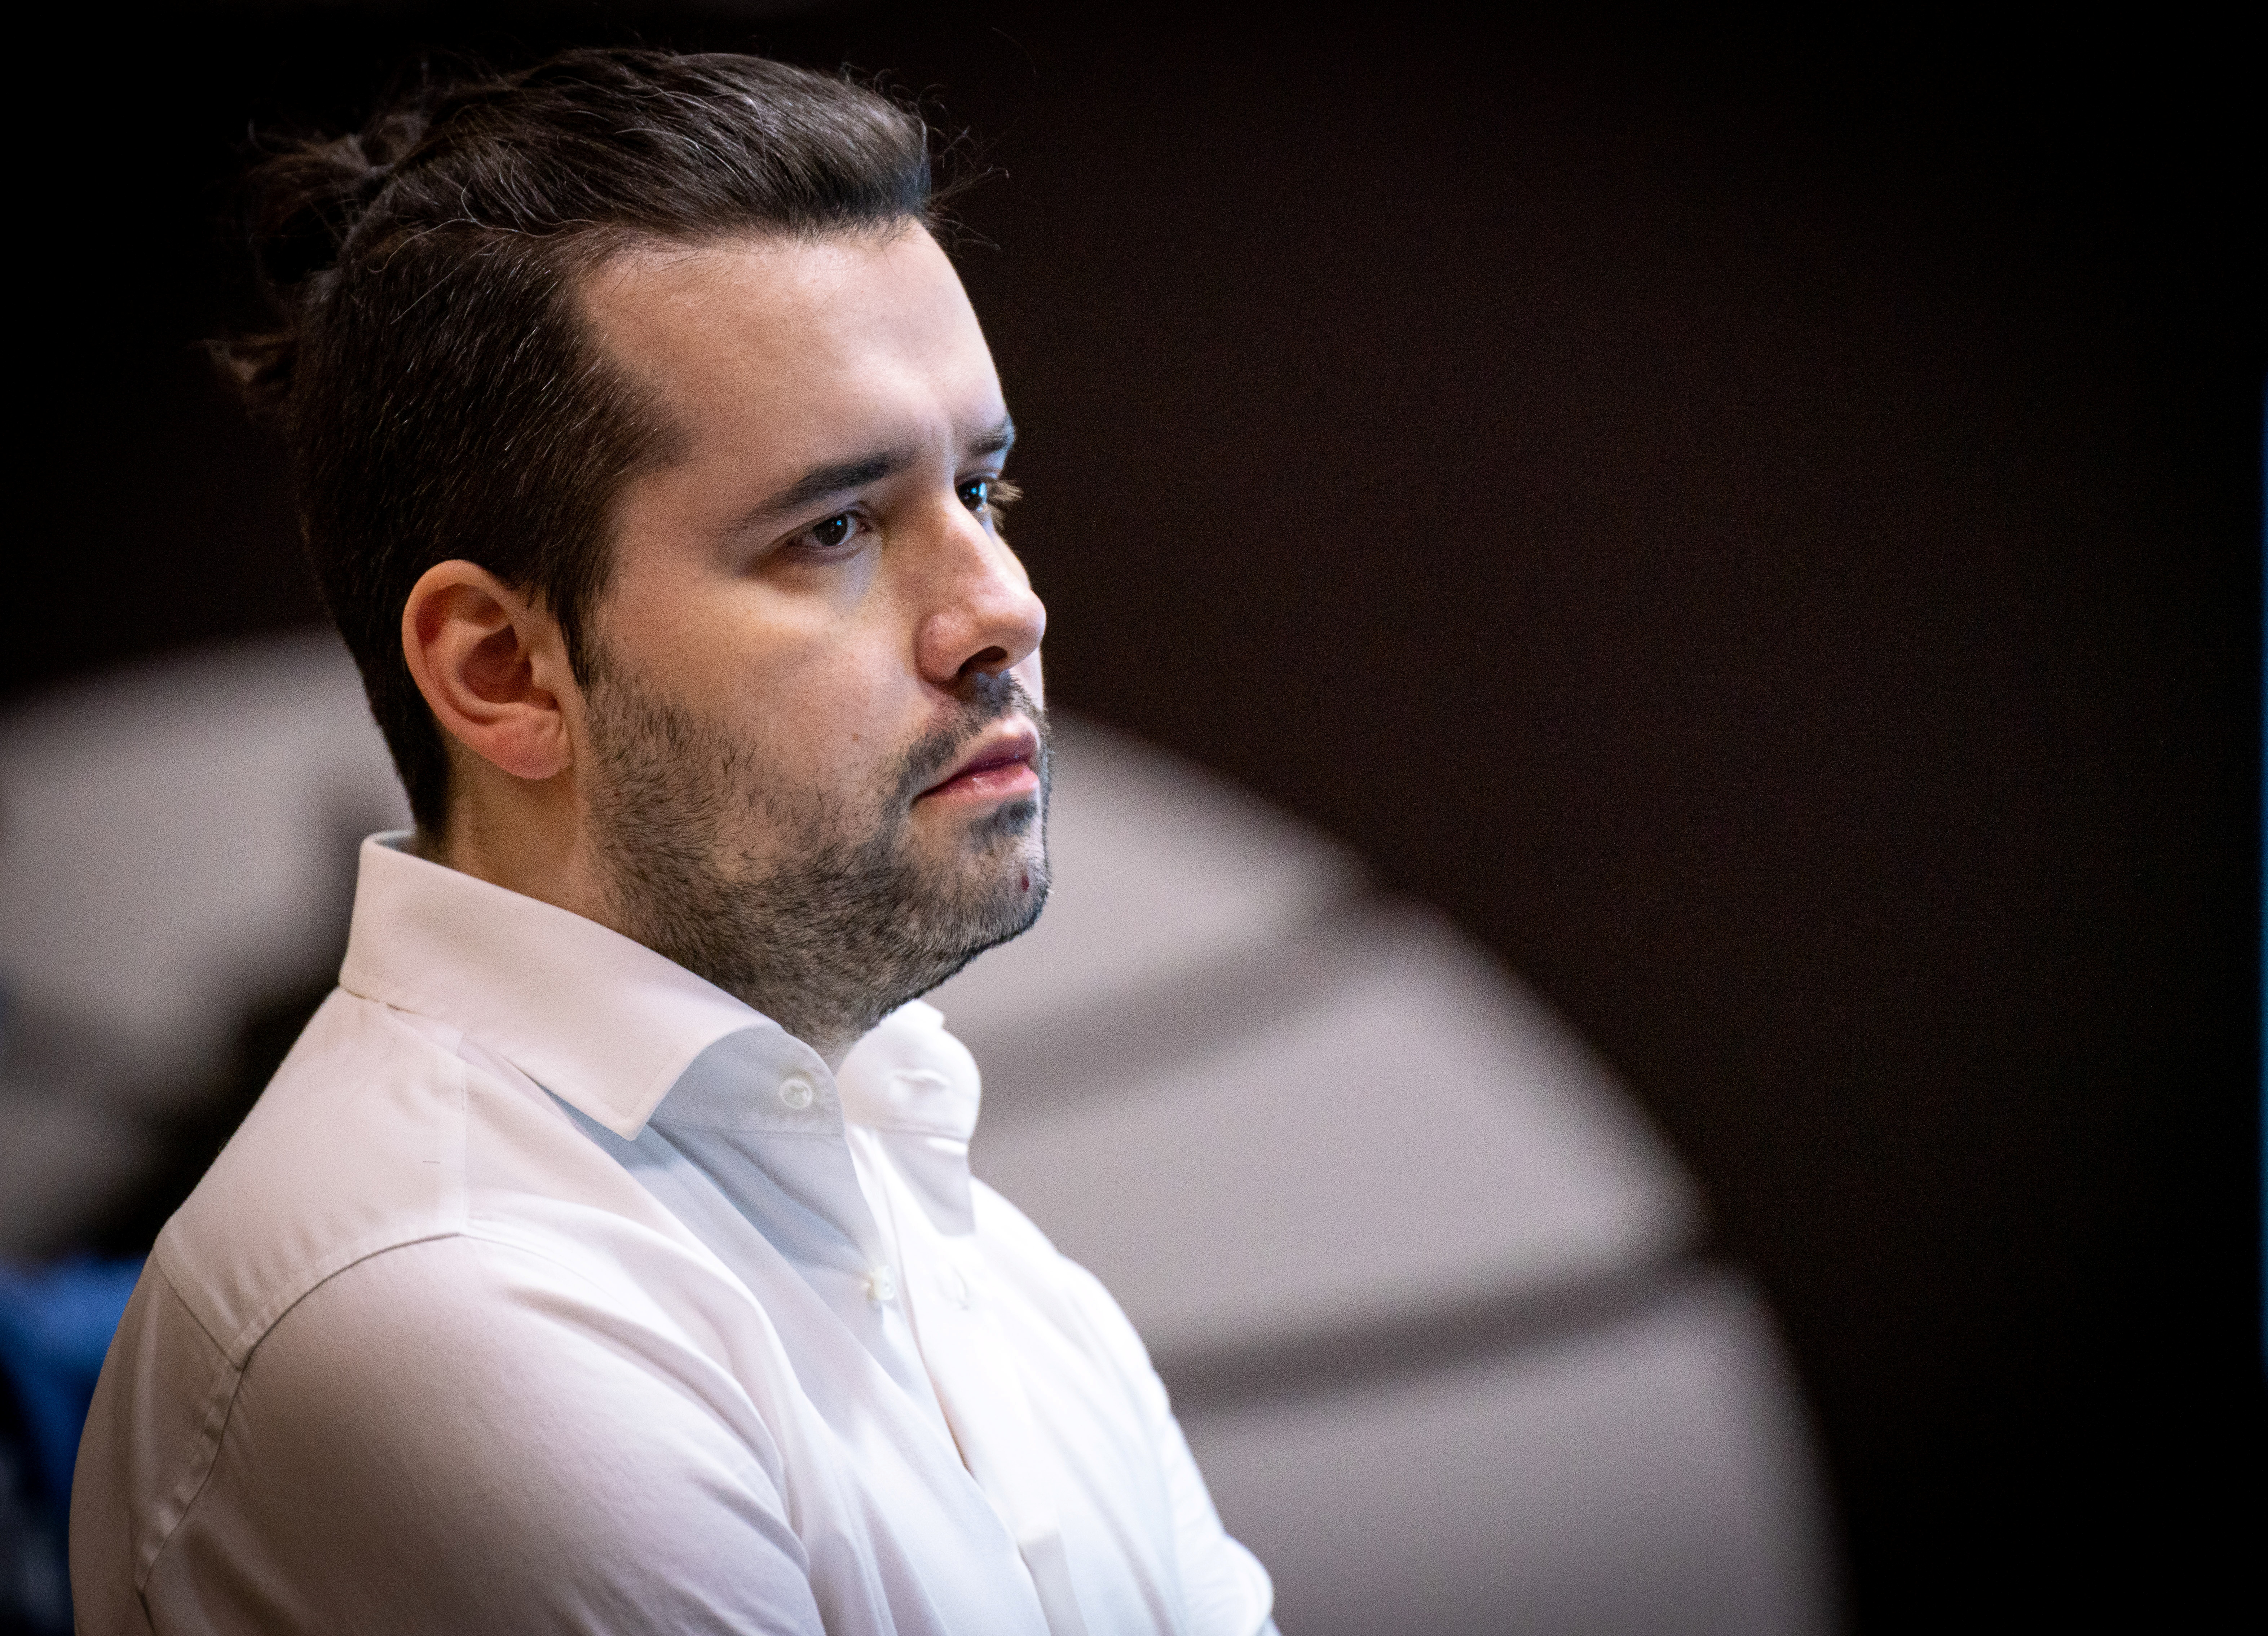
[1049,1255,1281,1636]
[1151,1409,1283,1636]
[140,1233,826,1636]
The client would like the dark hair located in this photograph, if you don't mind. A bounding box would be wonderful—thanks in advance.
[221,48,939,834]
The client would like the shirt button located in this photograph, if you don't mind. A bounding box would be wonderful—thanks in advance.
[866,1266,899,1305]
[943,1265,971,1307]
[778,1076,815,1110]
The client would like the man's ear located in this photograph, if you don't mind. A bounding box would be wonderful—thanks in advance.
[401,560,579,783]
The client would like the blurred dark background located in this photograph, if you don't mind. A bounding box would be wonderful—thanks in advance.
[8,1,2261,1627]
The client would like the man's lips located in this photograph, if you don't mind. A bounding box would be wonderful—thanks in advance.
[918,718,1043,803]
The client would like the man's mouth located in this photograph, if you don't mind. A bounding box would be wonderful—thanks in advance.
[916,718,1043,805]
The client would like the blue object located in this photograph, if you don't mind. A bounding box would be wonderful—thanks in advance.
[0,1258,144,1520]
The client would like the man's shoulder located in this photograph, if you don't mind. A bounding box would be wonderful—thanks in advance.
[157,986,736,1371]
[153,988,475,1365]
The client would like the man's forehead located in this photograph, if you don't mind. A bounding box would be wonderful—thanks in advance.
[583,228,983,382]
[579,227,1003,475]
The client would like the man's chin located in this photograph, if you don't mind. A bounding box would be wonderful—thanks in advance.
[971,844,1050,935]
[897,861,1047,1006]
[922,840,1049,953]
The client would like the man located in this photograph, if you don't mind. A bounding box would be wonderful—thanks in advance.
[71,48,1277,1635]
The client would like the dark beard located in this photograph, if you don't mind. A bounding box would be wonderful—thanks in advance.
[582,660,1050,1054]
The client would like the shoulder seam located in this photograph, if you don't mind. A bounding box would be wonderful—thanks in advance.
[136,1229,472,1592]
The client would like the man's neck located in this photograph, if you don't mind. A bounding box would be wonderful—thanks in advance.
[427,807,865,1074]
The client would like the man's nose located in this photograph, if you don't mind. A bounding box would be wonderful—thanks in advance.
[914,505,1047,687]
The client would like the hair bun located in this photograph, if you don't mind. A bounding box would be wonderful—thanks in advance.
[212,97,439,425]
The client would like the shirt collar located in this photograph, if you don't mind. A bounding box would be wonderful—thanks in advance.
[336,834,987,1144]
[837,1000,983,1142]
[337,833,790,1138]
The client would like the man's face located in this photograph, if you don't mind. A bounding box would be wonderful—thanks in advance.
[570,227,1049,1054]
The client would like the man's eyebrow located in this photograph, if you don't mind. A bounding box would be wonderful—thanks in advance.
[734,450,914,530]
[730,419,1016,535]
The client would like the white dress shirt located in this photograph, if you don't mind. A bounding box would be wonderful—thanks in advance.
[71,835,1277,1635]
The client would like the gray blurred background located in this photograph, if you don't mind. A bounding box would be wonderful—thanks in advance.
[3,1,2261,1630]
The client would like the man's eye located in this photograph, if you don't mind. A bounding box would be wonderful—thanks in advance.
[804,513,856,550]
[960,477,1022,516]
